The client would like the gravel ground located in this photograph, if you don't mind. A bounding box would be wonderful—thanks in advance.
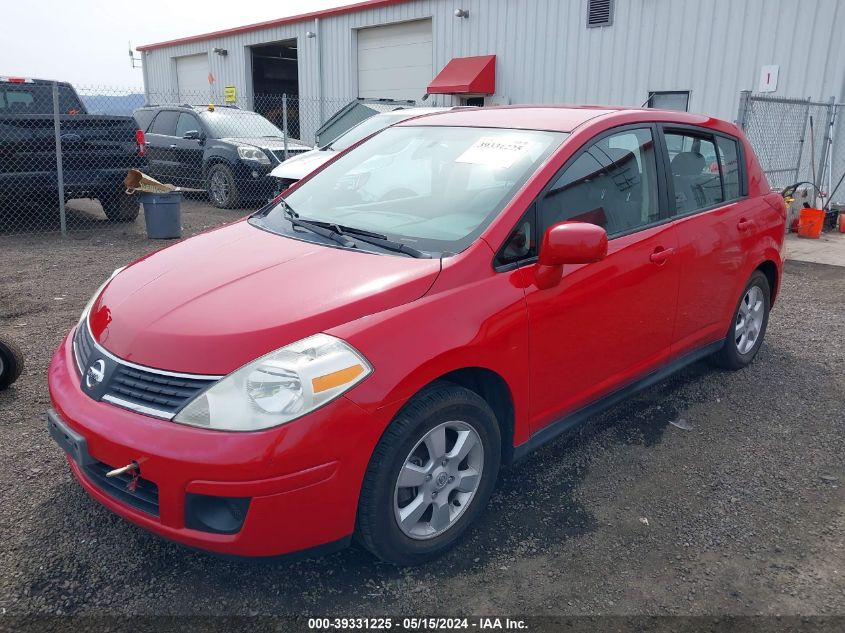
[0,201,843,618]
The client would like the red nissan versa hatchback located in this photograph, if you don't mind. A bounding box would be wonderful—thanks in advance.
[48,106,786,565]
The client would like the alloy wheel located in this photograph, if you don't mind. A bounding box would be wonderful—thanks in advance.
[735,285,764,354]
[210,170,230,206]
[394,420,484,540]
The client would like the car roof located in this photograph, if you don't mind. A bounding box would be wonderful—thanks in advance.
[136,105,250,114]
[0,77,73,87]
[194,106,258,115]
[377,106,455,117]
[396,105,722,133]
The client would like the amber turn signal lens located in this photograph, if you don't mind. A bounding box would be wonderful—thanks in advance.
[312,364,365,393]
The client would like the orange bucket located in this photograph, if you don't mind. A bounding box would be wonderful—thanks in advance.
[797,208,825,238]
[839,212,845,234]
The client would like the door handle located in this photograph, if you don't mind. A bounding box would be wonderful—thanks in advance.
[649,247,674,265]
[737,218,753,231]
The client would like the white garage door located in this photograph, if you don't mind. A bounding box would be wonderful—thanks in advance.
[176,54,210,102]
[357,19,432,101]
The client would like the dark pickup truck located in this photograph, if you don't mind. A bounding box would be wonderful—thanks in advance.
[0,77,146,222]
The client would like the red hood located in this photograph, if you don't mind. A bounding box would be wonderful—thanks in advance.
[89,221,441,374]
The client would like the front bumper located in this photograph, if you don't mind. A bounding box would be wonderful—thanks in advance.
[232,162,277,201]
[47,332,383,557]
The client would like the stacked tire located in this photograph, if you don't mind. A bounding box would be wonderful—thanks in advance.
[0,338,24,390]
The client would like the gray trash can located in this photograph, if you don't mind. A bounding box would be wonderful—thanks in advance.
[139,192,182,239]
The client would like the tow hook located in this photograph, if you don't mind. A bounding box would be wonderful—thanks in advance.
[105,461,138,478]
[106,460,141,492]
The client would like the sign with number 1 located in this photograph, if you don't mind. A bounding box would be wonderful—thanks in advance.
[758,65,779,93]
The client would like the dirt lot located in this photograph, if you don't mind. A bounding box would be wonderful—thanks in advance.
[0,201,843,619]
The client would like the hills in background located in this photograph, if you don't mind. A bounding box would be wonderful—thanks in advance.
[80,93,145,115]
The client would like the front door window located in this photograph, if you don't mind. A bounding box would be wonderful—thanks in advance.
[539,128,660,236]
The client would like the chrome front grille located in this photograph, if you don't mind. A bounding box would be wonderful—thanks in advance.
[73,320,95,372]
[271,148,308,162]
[73,324,219,419]
[108,365,211,414]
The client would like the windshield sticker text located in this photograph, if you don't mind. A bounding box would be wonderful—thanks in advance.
[455,137,532,169]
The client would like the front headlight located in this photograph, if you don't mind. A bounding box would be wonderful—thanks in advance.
[174,333,372,431]
[237,146,271,165]
[79,266,126,324]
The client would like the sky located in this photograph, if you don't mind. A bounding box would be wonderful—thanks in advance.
[1,0,363,88]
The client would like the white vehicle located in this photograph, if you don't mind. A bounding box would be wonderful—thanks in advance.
[270,107,455,189]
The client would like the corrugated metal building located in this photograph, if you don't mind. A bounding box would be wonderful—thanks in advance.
[138,0,845,144]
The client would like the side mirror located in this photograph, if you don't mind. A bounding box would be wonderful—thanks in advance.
[183,130,201,141]
[535,221,607,289]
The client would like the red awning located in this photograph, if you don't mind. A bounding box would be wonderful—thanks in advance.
[427,55,496,95]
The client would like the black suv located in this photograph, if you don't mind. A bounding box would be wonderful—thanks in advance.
[133,105,311,208]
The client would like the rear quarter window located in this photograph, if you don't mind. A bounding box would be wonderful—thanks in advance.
[716,136,742,200]
[133,109,156,132]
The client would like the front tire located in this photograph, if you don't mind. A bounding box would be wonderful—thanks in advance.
[206,163,240,209]
[711,270,771,370]
[356,382,501,565]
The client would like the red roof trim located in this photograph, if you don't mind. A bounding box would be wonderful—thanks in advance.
[137,0,411,52]
[427,55,496,95]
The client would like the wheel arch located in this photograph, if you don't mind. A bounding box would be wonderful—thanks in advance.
[392,367,517,467]
[202,155,233,178]
[755,259,779,306]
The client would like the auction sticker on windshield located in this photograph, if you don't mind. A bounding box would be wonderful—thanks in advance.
[455,136,532,168]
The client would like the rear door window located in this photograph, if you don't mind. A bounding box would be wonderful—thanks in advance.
[664,129,746,214]
[664,132,723,214]
[150,111,178,136]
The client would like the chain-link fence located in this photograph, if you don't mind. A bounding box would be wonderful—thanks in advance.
[0,80,354,236]
[830,103,845,204]
[738,91,844,204]
[9,82,841,238]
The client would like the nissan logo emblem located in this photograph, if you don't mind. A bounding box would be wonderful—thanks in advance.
[85,359,106,388]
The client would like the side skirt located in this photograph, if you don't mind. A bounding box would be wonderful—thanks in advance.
[510,340,724,463]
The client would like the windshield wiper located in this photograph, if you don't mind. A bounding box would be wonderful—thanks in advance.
[303,221,430,259]
[281,201,429,258]
[282,204,356,249]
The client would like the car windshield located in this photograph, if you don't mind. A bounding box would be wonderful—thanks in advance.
[201,111,283,139]
[256,125,566,255]
[328,113,415,151]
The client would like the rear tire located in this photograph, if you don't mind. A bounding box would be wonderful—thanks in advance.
[0,338,24,389]
[356,382,501,565]
[711,270,770,370]
[207,164,240,209]
[99,190,140,222]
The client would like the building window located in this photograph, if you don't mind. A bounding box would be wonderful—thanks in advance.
[647,91,690,112]
[587,0,614,27]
